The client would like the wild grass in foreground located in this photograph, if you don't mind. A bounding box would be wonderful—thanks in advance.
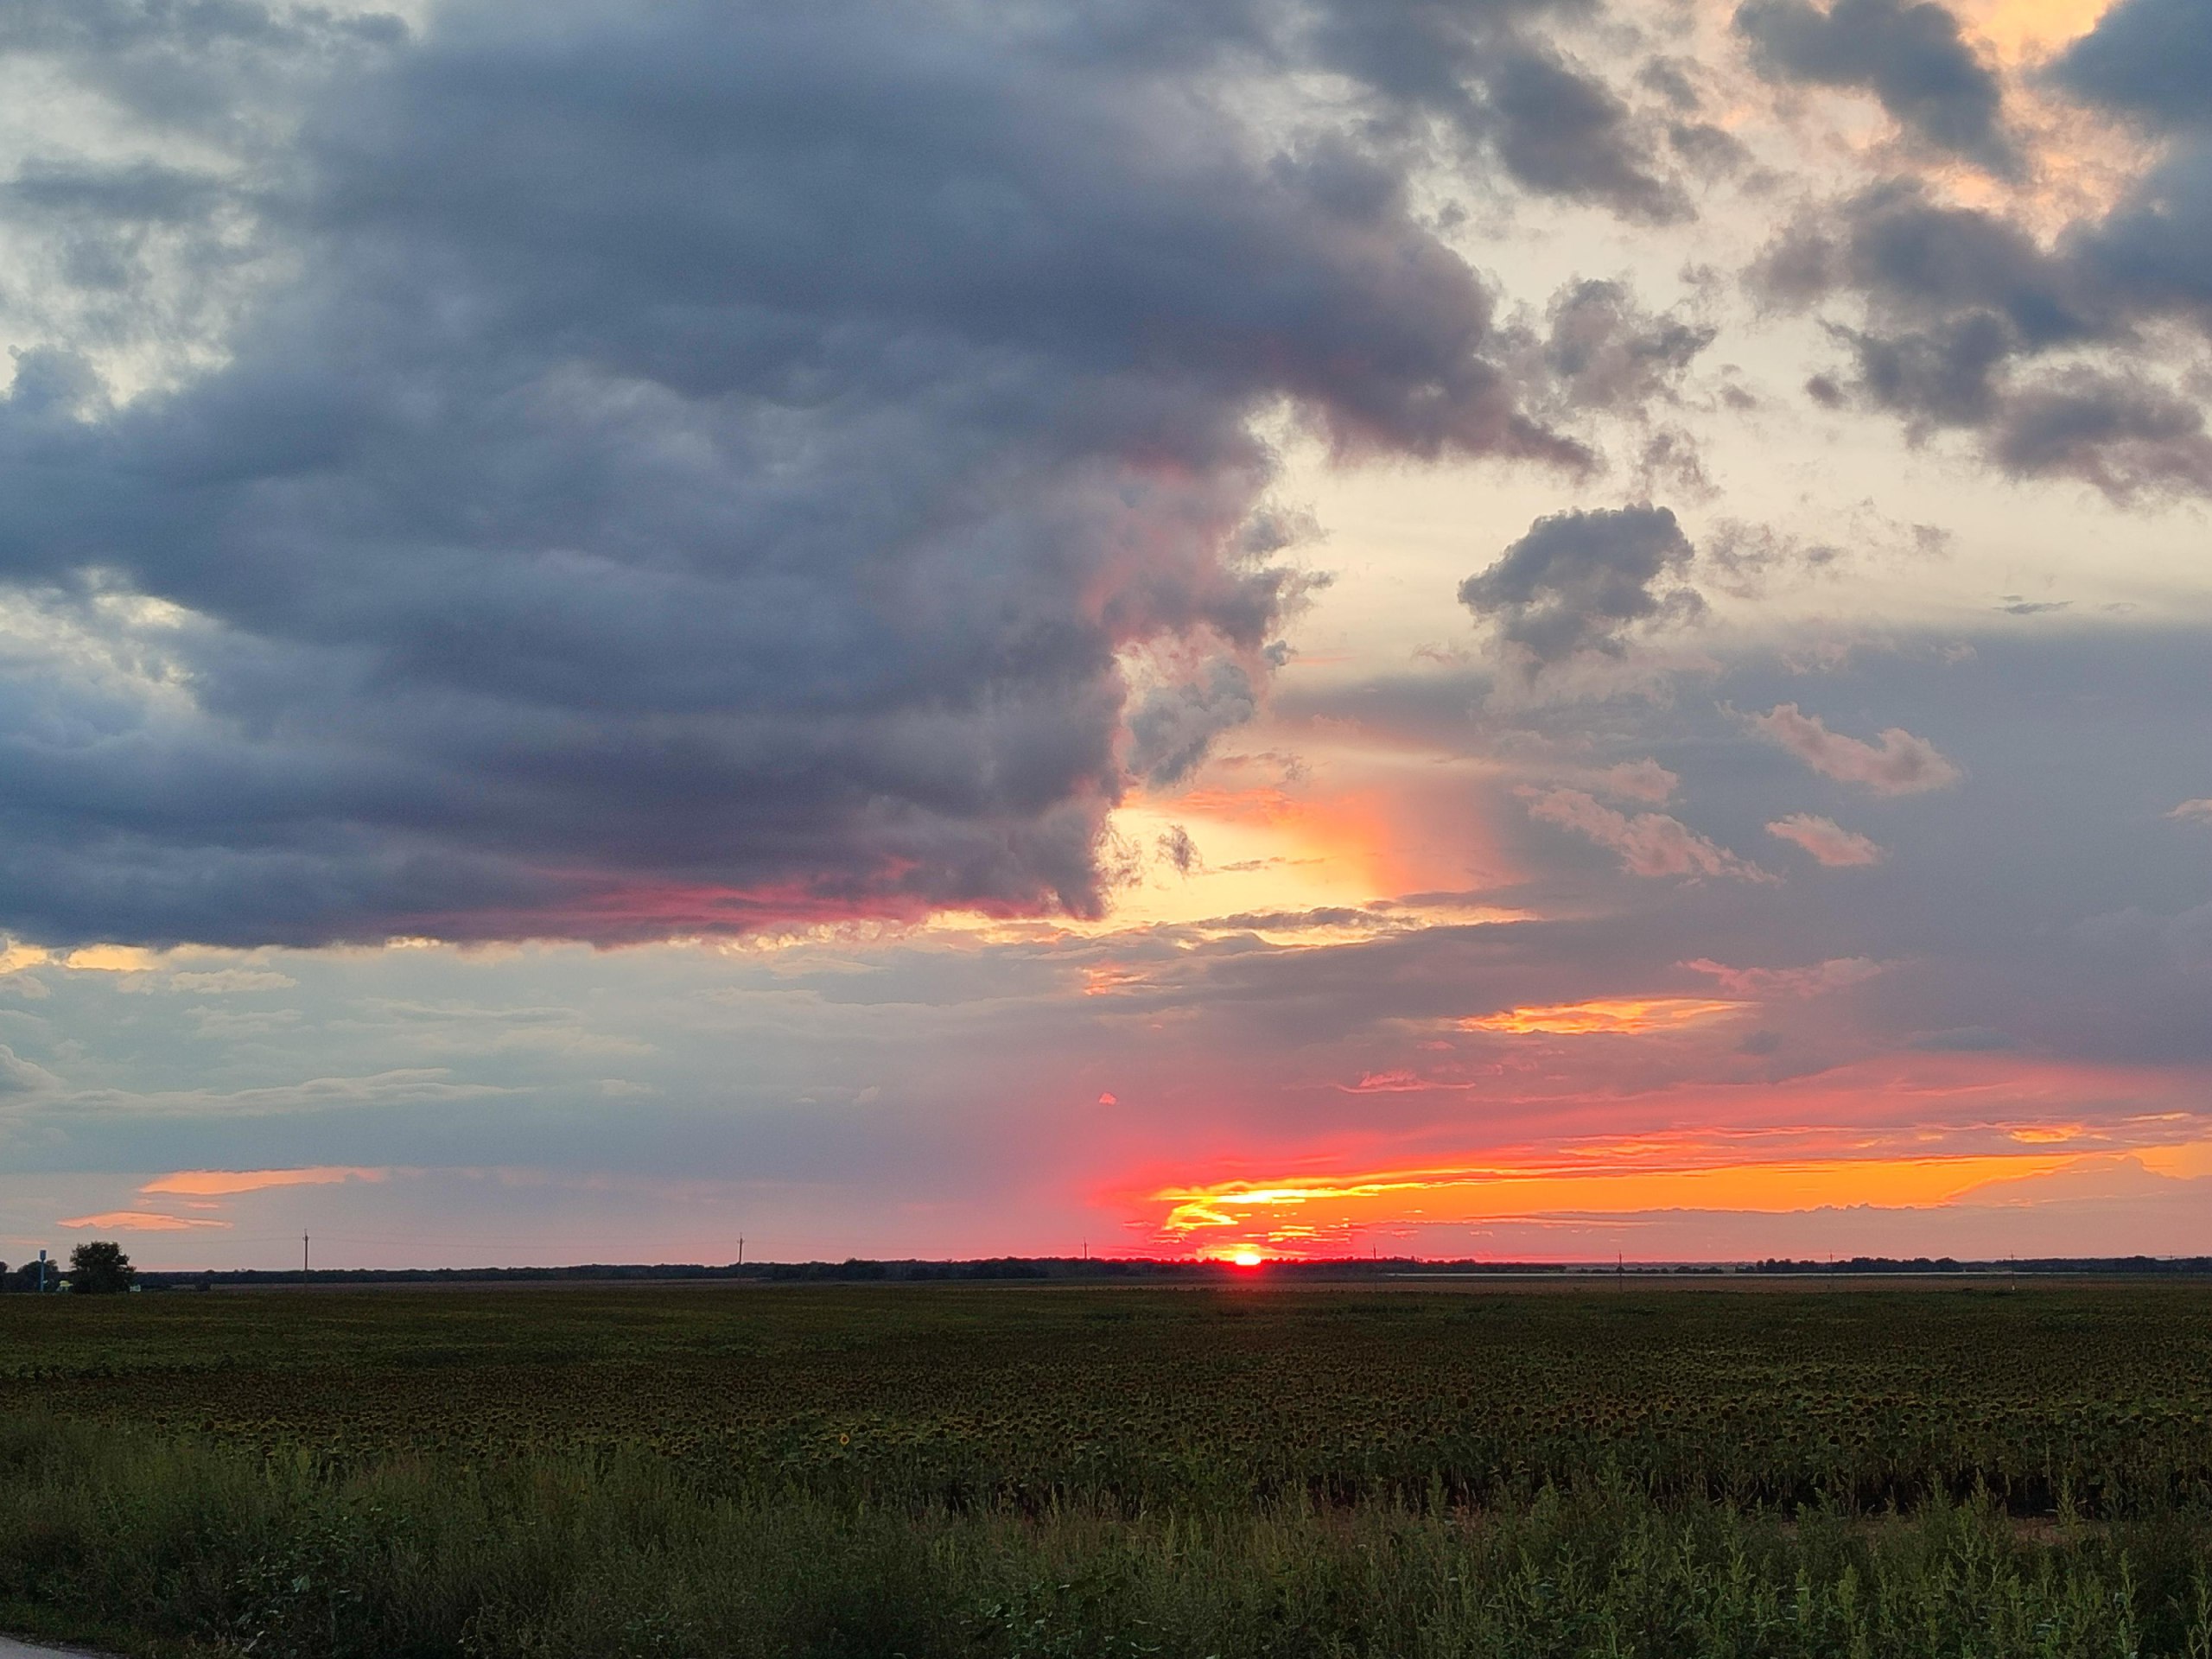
[0,1283,2208,1656]
[2,1415,2209,1659]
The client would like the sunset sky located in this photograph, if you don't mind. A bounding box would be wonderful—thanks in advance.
[2,0,2209,1268]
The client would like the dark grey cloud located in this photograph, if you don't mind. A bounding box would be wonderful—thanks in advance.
[1535,279,1716,414]
[1756,177,2212,497]
[1988,370,2212,496]
[2043,1,2212,336]
[1459,504,1701,667]
[1301,0,1692,221]
[1505,279,1718,487]
[2050,0,2212,132]
[2079,143,2212,327]
[1744,0,2212,496]
[1486,48,1692,220]
[1637,58,1703,113]
[1734,0,2015,173]
[0,0,1643,948]
[1699,519,1843,596]
[1764,185,2102,342]
[1668,121,1754,179]
[1128,661,1262,789]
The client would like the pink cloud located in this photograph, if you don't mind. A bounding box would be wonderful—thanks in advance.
[1524,788,1771,881]
[1766,813,1887,866]
[2168,798,2212,825]
[59,1211,232,1231]
[140,1166,387,1197]
[1749,704,1960,794]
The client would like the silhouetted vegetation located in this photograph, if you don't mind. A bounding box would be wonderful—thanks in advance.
[63,1241,133,1295]
[117,1252,2212,1291]
[0,1260,56,1294]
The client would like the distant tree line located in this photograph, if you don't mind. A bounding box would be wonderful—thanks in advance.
[1745,1255,2212,1274]
[107,1253,2212,1291]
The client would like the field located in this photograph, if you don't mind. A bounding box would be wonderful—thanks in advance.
[0,1280,2209,1657]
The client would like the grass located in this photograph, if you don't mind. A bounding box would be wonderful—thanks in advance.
[0,1281,2208,1656]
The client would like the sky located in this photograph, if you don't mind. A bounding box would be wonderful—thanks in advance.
[1,0,2210,1268]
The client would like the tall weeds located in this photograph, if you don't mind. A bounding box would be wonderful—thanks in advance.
[2,1415,2207,1659]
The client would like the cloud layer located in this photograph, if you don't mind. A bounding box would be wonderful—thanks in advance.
[0,0,1658,947]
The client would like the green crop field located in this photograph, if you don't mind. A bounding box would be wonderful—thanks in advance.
[1,1281,2209,1657]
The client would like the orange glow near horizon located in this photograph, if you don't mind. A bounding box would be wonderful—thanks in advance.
[1154,1154,2082,1232]
[1134,1116,2212,1259]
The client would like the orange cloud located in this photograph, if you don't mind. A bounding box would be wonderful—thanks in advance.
[140,1166,388,1197]
[0,942,48,975]
[1147,1154,2095,1247]
[58,1211,232,1231]
[60,944,162,973]
[1461,997,1745,1035]
[1082,965,1147,996]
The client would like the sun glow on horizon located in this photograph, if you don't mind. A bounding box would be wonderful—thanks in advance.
[1135,1125,2212,1258]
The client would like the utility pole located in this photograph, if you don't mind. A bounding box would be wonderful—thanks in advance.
[303,1232,309,1275]
[738,1235,744,1268]
[36,1249,46,1294]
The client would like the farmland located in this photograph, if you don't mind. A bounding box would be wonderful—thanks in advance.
[1,1281,2209,1656]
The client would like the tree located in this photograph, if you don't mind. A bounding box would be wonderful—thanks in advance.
[67,1241,134,1294]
